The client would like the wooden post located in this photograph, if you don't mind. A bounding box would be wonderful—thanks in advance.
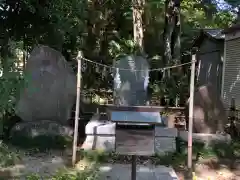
[187,54,196,172]
[72,51,83,166]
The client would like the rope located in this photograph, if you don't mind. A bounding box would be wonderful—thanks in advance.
[81,57,195,72]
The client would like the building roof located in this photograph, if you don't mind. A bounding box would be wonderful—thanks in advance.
[204,29,225,39]
[192,29,224,48]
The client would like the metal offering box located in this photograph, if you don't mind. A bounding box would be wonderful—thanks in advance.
[109,106,162,156]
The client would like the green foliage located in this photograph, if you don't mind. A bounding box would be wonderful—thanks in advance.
[51,168,99,180]
[0,73,23,117]
[0,0,237,105]
[108,39,144,59]
[0,141,20,167]
[76,139,240,169]
[0,71,24,138]
[26,166,99,180]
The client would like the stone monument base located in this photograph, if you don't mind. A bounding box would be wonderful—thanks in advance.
[178,131,231,146]
[81,118,178,154]
[10,120,73,149]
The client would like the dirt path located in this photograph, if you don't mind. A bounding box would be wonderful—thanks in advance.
[175,159,240,180]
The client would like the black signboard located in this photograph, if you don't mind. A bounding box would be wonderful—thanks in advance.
[115,124,155,156]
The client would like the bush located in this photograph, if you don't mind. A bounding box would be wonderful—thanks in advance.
[26,166,100,180]
[0,141,20,167]
[0,72,24,139]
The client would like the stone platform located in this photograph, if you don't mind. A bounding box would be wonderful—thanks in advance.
[178,131,231,146]
[98,164,179,180]
[81,114,177,154]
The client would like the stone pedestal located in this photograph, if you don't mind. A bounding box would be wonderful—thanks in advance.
[185,84,228,133]
[155,126,177,154]
[10,120,73,149]
[178,131,231,146]
[81,119,178,154]
[81,120,115,151]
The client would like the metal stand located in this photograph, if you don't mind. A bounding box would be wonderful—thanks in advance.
[131,155,137,180]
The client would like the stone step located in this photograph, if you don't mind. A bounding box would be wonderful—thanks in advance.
[98,164,179,180]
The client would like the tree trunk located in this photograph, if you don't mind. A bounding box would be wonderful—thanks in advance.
[163,0,176,66]
[171,0,181,65]
[132,0,145,53]
[23,37,27,71]
[163,0,181,103]
[0,36,10,75]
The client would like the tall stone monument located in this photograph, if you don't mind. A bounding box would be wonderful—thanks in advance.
[185,84,228,133]
[12,45,76,143]
[16,45,76,123]
[113,55,150,106]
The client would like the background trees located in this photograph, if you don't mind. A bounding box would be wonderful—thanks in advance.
[0,0,236,107]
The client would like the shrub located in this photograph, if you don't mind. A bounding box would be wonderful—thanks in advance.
[0,72,24,139]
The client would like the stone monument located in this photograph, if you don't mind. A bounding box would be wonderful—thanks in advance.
[82,55,150,151]
[12,45,76,145]
[113,55,149,106]
[185,84,228,133]
[82,55,177,154]
[16,45,76,123]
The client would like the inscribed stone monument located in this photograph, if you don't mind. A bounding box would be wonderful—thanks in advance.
[185,84,228,133]
[113,55,150,106]
[16,45,76,124]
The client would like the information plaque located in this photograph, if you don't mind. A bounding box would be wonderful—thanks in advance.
[115,124,155,155]
[109,106,162,156]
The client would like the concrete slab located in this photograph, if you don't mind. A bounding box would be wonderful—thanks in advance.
[98,164,179,180]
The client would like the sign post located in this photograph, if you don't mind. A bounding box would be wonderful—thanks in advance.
[131,155,137,180]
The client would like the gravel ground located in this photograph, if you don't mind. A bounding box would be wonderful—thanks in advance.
[0,149,72,179]
[1,148,240,180]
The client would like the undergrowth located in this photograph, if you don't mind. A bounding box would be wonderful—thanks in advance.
[0,141,20,167]
[76,138,240,169]
[26,166,100,180]
[1,137,240,179]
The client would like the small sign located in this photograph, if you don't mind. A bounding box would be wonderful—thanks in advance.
[115,124,155,156]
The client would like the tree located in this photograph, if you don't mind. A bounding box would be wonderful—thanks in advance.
[0,0,236,102]
[225,0,240,22]
[132,0,145,52]
[163,0,181,66]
